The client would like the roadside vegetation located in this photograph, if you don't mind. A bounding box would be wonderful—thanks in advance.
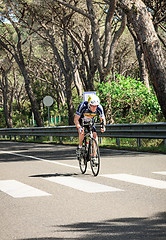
[0,74,164,127]
[0,0,165,153]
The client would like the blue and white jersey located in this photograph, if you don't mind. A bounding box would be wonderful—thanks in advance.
[76,101,105,122]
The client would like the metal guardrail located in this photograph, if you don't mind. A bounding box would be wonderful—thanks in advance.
[0,122,166,147]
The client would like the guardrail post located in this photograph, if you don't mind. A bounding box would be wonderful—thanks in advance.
[137,138,141,147]
[116,138,120,146]
[99,137,102,144]
[164,139,166,148]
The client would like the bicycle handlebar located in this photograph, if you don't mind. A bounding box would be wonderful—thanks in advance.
[82,118,104,128]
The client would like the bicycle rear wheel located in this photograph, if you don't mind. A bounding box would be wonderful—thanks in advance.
[79,139,87,174]
[89,138,100,176]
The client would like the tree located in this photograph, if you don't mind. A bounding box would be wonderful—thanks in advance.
[0,56,14,128]
[27,0,76,124]
[0,1,44,126]
[127,23,150,91]
[55,0,127,123]
[127,0,166,91]
[56,0,127,81]
[118,0,166,119]
[143,0,166,49]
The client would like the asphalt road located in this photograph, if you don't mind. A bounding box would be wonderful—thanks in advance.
[0,141,166,240]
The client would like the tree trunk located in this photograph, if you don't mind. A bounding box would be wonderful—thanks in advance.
[18,61,44,127]
[73,67,83,96]
[65,75,75,125]
[128,23,150,92]
[0,36,44,127]
[118,0,166,119]
[70,33,96,91]
[138,48,150,91]
[63,29,75,125]
[0,70,13,128]
[86,0,104,82]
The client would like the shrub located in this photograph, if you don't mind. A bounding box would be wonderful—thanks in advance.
[98,74,163,123]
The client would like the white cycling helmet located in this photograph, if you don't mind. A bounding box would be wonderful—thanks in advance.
[88,95,100,106]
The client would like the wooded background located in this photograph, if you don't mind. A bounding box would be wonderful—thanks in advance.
[0,0,165,128]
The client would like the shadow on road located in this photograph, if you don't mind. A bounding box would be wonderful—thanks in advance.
[29,173,79,178]
[17,212,166,240]
[0,141,152,163]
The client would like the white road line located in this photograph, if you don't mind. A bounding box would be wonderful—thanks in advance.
[101,174,166,189]
[2,150,166,191]
[0,150,84,170]
[44,176,123,193]
[153,171,166,176]
[0,180,51,198]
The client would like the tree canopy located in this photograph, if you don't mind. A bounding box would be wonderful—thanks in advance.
[0,0,165,127]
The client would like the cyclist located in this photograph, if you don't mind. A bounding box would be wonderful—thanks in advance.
[74,94,106,158]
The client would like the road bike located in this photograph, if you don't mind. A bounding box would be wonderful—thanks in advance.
[77,118,103,177]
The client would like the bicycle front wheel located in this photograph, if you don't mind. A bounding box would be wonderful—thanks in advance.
[89,138,100,176]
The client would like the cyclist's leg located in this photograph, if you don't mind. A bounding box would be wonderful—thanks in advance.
[93,131,98,142]
[77,118,84,147]
[92,128,98,157]
[76,131,84,159]
[76,119,85,158]
[90,138,100,176]
[79,125,90,146]
[78,130,84,147]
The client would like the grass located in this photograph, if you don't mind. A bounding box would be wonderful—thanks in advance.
[100,138,166,153]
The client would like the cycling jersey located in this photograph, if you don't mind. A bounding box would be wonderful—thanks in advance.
[76,101,105,123]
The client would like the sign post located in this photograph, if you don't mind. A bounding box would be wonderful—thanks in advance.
[43,96,53,126]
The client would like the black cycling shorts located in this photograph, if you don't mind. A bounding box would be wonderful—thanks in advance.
[79,119,96,132]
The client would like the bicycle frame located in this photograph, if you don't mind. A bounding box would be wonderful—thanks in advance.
[78,118,101,176]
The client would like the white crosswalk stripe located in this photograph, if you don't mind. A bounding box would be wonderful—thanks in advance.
[1,150,166,198]
[152,171,166,176]
[0,174,166,198]
[0,180,51,198]
[101,174,166,189]
[44,176,123,193]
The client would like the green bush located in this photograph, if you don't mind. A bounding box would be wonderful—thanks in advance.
[98,74,163,123]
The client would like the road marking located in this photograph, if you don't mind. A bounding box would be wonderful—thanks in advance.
[0,180,51,198]
[153,171,166,176]
[0,150,85,170]
[101,174,166,189]
[2,150,165,191]
[44,176,123,193]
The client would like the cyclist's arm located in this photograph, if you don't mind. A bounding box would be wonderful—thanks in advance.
[100,116,106,132]
[74,114,84,135]
[74,114,81,129]
[100,116,106,126]
[98,104,106,126]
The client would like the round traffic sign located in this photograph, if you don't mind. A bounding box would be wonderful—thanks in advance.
[43,96,53,107]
